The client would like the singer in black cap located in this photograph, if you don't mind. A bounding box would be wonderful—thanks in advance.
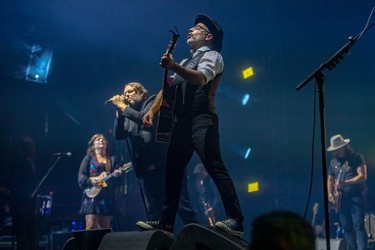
[138,13,244,237]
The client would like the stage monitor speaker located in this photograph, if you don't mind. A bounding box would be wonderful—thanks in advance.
[72,228,112,250]
[315,239,346,250]
[52,231,74,250]
[171,223,249,250]
[98,230,174,250]
[62,237,79,250]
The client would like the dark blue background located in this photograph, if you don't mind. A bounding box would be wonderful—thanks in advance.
[1,0,374,241]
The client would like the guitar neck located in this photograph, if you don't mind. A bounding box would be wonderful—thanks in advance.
[162,29,179,90]
[335,170,343,191]
[103,163,132,182]
[311,213,316,226]
[162,70,169,90]
[156,29,180,143]
[102,174,114,183]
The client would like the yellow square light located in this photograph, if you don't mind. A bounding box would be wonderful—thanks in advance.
[248,182,259,193]
[242,67,254,79]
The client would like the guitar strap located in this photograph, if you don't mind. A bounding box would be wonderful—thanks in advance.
[171,51,207,104]
[338,161,349,183]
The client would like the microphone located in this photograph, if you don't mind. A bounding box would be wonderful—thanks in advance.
[54,152,72,157]
[124,97,130,105]
[104,98,113,104]
[104,95,128,105]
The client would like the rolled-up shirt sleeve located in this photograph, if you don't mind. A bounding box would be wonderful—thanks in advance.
[197,50,224,84]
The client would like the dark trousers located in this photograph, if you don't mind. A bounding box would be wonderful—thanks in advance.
[143,167,165,220]
[143,164,198,223]
[161,113,243,225]
[177,172,199,224]
[339,194,367,250]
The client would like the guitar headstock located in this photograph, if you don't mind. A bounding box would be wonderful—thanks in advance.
[313,202,319,214]
[165,26,180,56]
[119,162,133,172]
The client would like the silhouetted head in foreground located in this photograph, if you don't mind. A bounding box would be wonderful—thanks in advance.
[249,210,315,250]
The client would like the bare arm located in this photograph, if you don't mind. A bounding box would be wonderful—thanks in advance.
[150,90,163,114]
[342,164,367,186]
[142,90,163,126]
[327,175,335,201]
[161,54,207,86]
[78,155,92,189]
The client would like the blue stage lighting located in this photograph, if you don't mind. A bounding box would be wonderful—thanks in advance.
[242,94,250,106]
[244,147,251,159]
[227,143,252,160]
[217,86,251,107]
[25,44,53,84]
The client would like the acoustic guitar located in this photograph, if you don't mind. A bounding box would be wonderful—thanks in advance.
[84,162,132,198]
[155,27,180,143]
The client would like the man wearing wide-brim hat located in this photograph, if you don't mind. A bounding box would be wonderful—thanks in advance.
[139,13,244,238]
[326,134,368,250]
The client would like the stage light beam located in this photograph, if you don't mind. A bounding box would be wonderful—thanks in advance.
[244,147,251,159]
[25,44,53,84]
[242,94,250,106]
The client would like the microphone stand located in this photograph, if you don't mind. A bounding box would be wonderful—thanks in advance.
[369,214,373,239]
[295,21,375,250]
[31,155,62,199]
[124,137,150,220]
[107,103,149,220]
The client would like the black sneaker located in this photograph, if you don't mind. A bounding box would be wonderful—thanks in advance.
[215,218,244,237]
[136,220,174,237]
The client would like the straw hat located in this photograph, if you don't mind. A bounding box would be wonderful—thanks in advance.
[327,134,350,152]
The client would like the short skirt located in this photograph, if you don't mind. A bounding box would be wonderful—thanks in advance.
[79,195,114,216]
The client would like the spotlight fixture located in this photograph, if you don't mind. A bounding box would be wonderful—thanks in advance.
[25,44,53,84]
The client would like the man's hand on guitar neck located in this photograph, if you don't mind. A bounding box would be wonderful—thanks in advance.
[160,53,207,86]
[160,53,176,70]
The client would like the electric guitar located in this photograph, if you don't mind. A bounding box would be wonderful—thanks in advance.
[155,27,180,143]
[84,162,132,198]
[312,202,325,237]
[331,161,349,213]
[202,198,216,226]
[332,181,342,213]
